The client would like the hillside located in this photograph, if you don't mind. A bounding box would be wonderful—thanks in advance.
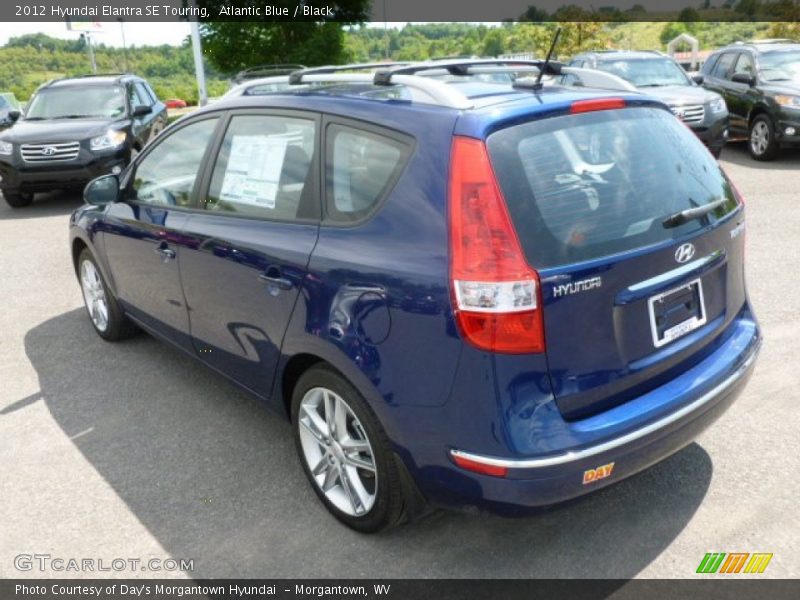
[0,33,229,103]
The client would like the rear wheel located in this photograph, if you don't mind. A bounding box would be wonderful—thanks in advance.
[78,249,138,341]
[292,365,404,533]
[3,192,33,208]
[749,114,779,161]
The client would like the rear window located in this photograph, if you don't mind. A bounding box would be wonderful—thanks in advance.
[487,106,739,269]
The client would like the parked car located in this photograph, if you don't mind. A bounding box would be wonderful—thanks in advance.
[0,92,22,129]
[567,50,729,157]
[164,98,187,109]
[699,40,800,160]
[0,73,167,208]
[70,60,760,532]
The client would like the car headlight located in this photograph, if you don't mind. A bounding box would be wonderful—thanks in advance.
[775,95,800,109]
[90,129,127,151]
[0,140,12,156]
[709,97,727,114]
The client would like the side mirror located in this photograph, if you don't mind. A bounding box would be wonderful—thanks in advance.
[8,109,20,121]
[691,74,704,85]
[132,104,152,118]
[84,174,119,206]
[731,73,756,86]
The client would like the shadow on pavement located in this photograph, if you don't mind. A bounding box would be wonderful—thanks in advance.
[720,141,800,170]
[0,190,83,220]
[23,308,714,578]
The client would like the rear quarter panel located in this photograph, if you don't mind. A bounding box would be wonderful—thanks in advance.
[276,102,462,444]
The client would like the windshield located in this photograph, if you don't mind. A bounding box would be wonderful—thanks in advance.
[595,58,691,87]
[25,85,126,120]
[488,107,739,268]
[759,51,800,83]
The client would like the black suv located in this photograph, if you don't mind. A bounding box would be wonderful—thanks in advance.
[567,51,729,157]
[699,41,800,160]
[0,74,167,207]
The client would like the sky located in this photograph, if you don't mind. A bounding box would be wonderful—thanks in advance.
[0,22,193,47]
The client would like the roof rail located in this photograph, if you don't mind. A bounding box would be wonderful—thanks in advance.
[288,62,410,85]
[372,58,560,84]
[275,59,638,109]
[233,64,306,83]
[66,73,131,79]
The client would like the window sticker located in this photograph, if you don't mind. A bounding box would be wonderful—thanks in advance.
[220,135,288,209]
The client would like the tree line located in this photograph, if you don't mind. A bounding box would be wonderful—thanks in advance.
[0,20,796,103]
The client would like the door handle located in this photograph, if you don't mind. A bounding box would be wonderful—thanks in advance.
[154,245,176,260]
[259,268,292,290]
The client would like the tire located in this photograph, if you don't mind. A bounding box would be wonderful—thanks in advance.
[3,192,33,208]
[749,114,779,161]
[77,248,138,341]
[292,365,405,533]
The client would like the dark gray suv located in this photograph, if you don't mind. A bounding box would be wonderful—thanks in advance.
[567,51,729,157]
[0,74,167,208]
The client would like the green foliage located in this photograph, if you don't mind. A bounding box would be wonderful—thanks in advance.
[0,33,229,103]
[199,1,370,72]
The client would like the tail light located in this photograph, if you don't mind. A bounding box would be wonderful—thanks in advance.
[448,136,545,354]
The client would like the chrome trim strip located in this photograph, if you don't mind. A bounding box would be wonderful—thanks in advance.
[627,252,721,293]
[450,344,759,470]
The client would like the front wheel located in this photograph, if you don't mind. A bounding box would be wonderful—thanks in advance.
[749,114,779,161]
[3,192,33,208]
[78,249,138,341]
[292,366,405,533]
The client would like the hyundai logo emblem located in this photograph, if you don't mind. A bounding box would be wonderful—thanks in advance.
[675,243,696,264]
[41,146,57,156]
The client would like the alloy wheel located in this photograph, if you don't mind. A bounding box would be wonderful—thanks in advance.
[297,386,377,517]
[750,121,770,156]
[80,259,109,332]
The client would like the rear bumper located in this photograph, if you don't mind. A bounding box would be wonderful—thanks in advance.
[415,314,760,515]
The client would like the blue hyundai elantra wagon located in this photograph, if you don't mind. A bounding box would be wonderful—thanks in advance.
[69,60,761,532]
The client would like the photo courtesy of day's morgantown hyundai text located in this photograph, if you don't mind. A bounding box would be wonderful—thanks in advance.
[67,59,761,532]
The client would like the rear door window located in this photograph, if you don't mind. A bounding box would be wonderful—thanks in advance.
[206,114,317,221]
[487,106,739,269]
[324,123,412,224]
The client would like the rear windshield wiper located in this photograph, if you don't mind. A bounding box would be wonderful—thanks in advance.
[662,198,727,229]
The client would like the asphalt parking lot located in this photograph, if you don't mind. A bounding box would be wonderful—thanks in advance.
[1,142,799,579]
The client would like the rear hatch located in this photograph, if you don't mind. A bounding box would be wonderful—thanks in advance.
[487,103,746,420]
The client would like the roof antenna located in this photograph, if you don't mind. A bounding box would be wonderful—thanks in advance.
[533,27,562,91]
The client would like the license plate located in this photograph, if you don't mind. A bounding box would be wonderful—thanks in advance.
[648,278,707,348]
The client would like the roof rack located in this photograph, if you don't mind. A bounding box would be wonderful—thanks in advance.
[288,62,410,85]
[232,64,306,83]
[731,39,796,47]
[371,58,561,83]
[279,59,638,109]
[64,73,130,79]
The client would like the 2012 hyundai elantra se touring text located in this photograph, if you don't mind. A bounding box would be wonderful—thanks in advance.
[69,60,761,532]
